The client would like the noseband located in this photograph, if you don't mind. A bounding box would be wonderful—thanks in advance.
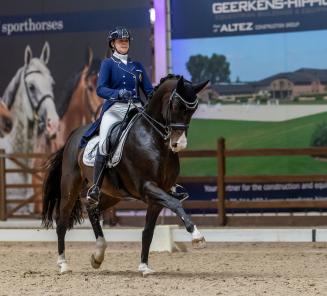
[133,88,198,140]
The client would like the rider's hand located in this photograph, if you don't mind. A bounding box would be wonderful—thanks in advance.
[118,89,132,102]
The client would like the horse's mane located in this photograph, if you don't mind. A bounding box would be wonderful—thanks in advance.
[148,74,181,101]
[56,59,101,118]
[87,58,101,77]
[56,70,83,118]
[149,74,193,100]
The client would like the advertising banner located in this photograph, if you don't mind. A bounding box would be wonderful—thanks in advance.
[171,0,327,39]
[171,0,327,206]
[0,0,152,213]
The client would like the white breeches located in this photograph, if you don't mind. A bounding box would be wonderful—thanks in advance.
[98,102,141,155]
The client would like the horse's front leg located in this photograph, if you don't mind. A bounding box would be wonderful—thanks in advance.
[138,203,163,276]
[143,182,206,248]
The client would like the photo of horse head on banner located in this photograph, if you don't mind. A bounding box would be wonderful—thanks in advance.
[0,41,59,153]
[0,41,60,213]
[55,47,102,147]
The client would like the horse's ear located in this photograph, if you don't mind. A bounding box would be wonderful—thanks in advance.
[40,41,50,64]
[24,45,33,65]
[192,80,209,94]
[176,76,184,91]
[85,46,93,67]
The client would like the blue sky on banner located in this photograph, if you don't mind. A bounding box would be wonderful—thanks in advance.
[171,0,327,82]
[172,30,327,82]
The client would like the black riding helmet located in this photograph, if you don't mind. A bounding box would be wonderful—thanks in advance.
[107,26,132,50]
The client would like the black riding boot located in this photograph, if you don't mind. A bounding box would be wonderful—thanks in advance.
[87,152,107,207]
[169,184,189,202]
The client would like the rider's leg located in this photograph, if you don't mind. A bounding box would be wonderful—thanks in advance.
[87,103,134,205]
[87,109,119,205]
[86,148,107,204]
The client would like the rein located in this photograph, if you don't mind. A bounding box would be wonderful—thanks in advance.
[132,88,198,141]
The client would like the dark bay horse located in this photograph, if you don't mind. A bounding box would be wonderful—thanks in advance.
[42,75,208,275]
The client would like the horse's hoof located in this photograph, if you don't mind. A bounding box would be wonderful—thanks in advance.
[91,254,102,269]
[138,263,155,277]
[59,262,72,274]
[192,237,206,249]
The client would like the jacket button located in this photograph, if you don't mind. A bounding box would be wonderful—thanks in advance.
[123,75,125,78]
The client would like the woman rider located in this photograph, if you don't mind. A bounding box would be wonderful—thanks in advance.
[86,26,188,205]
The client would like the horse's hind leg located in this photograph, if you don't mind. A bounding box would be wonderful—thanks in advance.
[86,194,120,269]
[86,205,107,269]
[56,172,83,274]
[143,182,206,248]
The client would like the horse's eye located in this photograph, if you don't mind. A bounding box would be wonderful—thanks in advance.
[28,84,36,92]
[88,85,94,92]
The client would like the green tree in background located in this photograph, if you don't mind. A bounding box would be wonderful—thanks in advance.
[186,54,231,84]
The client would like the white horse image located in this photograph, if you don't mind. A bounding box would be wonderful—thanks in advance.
[0,42,59,213]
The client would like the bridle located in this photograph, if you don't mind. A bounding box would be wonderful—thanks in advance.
[23,68,54,133]
[133,88,198,140]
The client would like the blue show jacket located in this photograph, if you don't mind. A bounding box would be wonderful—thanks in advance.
[81,55,153,147]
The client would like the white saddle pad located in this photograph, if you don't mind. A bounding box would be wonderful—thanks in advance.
[83,115,138,168]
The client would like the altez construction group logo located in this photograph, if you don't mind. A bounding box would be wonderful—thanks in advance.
[1,18,64,36]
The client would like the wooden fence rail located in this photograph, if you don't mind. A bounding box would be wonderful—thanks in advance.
[1,140,327,226]
[108,138,327,226]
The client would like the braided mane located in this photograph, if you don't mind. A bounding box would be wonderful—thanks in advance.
[148,74,181,100]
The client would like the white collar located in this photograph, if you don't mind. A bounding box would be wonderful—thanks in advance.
[113,51,128,65]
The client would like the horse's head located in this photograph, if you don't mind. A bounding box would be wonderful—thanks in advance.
[22,42,59,138]
[0,100,13,136]
[151,75,208,152]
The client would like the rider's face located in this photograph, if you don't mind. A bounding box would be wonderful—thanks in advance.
[113,39,130,54]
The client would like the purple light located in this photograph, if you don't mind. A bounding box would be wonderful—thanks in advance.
[154,0,167,84]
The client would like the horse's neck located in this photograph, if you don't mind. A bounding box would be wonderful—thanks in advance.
[61,69,87,125]
[5,87,37,154]
[146,91,166,124]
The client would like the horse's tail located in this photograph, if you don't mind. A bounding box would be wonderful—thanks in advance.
[42,147,65,229]
[42,142,84,230]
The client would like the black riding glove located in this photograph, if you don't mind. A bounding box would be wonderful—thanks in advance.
[118,89,132,102]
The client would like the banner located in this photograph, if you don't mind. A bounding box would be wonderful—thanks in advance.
[171,0,327,205]
[171,0,327,39]
[0,0,152,213]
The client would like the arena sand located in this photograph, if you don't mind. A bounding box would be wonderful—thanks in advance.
[0,242,327,296]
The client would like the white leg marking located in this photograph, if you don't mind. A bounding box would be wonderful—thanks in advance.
[91,236,107,269]
[95,236,107,261]
[191,225,206,249]
[57,253,71,274]
[138,263,155,277]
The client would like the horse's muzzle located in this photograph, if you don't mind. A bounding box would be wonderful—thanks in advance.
[170,131,187,152]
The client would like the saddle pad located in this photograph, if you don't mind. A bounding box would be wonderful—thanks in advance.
[83,114,139,167]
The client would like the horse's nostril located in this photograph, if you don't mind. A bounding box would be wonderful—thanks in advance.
[172,143,178,148]
[5,119,12,131]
